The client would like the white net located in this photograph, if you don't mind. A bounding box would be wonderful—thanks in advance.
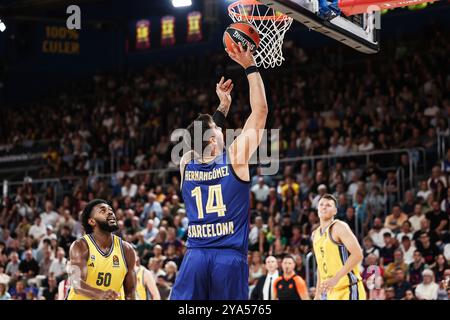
[228,1,293,69]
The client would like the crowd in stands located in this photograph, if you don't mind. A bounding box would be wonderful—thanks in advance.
[0,27,449,300]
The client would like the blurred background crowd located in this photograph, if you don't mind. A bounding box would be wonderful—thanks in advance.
[0,26,449,300]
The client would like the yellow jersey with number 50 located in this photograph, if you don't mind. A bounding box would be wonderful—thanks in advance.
[66,234,128,300]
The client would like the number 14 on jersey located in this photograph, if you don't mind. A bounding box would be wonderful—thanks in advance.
[191,185,227,220]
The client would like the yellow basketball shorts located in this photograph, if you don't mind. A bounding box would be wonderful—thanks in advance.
[325,281,366,300]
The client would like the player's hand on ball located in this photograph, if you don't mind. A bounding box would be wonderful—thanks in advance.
[226,42,256,69]
[320,277,339,293]
[216,76,233,108]
[100,289,120,300]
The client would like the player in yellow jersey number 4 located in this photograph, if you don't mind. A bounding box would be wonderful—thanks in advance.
[312,194,366,300]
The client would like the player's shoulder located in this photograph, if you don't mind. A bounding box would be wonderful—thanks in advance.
[118,237,134,252]
[69,236,89,256]
[330,219,352,234]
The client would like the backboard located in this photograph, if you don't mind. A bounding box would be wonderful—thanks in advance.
[257,0,380,54]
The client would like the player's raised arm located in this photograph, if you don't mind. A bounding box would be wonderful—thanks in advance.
[68,239,119,300]
[226,42,268,176]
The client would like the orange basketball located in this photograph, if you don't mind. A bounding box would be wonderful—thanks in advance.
[223,22,260,53]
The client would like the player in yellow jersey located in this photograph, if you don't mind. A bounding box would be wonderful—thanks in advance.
[134,251,160,300]
[66,199,136,300]
[312,194,366,300]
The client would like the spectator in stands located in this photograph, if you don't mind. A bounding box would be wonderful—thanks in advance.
[380,233,396,266]
[40,201,59,228]
[251,177,270,203]
[402,191,416,215]
[163,261,177,287]
[431,254,449,283]
[408,250,427,289]
[28,217,46,241]
[409,203,425,233]
[413,219,439,244]
[392,268,412,300]
[38,248,53,276]
[437,269,450,300]
[416,232,441,265]
[384,287,395,300]
[0,282,11,300]
[281,176,300,199]
[55,209,76,235]
[369,217,393,249]
[384,250,408,286]
[148,257,165,281]
[48,247,66,280]
[399,235,416,265]
[403,289,416,300]
[19,250,39,279]
[362,236,380,259]
[441,188,450,216]
[41,276,58,300]
[425,200,449,241]
[58,226,75,256]
[415,269,439,300]
[428,166,447,192]
[368,275,385,300]
[249,251,264,289]
[142,193,163,224]
[142,219,158,243]
[9,280,27,300]
[384,204,408,234]
[396,221,414,242]
[121,177,138,198]
[342,207,357,234]
[417,180,432,202]
[249,217,264,252]
[366,185,385,218]
[5,252,20,277]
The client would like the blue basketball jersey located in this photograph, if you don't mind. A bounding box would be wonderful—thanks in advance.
[181,151,250,254]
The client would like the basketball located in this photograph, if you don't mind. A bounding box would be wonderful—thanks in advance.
[223,22,260,53]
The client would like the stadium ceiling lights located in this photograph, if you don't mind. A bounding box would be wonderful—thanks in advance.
[171,0,192,8]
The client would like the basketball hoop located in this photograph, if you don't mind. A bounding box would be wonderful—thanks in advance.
[228,0,293,69]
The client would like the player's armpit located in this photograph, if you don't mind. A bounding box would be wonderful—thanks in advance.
[122,241,137,300]
[333,221,363,259]
[179,151,193,189]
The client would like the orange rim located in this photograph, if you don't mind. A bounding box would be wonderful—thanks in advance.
[228,0,291,21]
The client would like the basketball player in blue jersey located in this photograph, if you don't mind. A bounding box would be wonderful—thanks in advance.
[170,43,268,300]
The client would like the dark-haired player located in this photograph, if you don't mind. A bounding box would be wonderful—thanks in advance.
[66,199,136,300]
[312,194,366,300]
[170,43,268,300]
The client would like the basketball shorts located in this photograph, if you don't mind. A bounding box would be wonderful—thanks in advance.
[323,281,366,300]
[170,248,248,300]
